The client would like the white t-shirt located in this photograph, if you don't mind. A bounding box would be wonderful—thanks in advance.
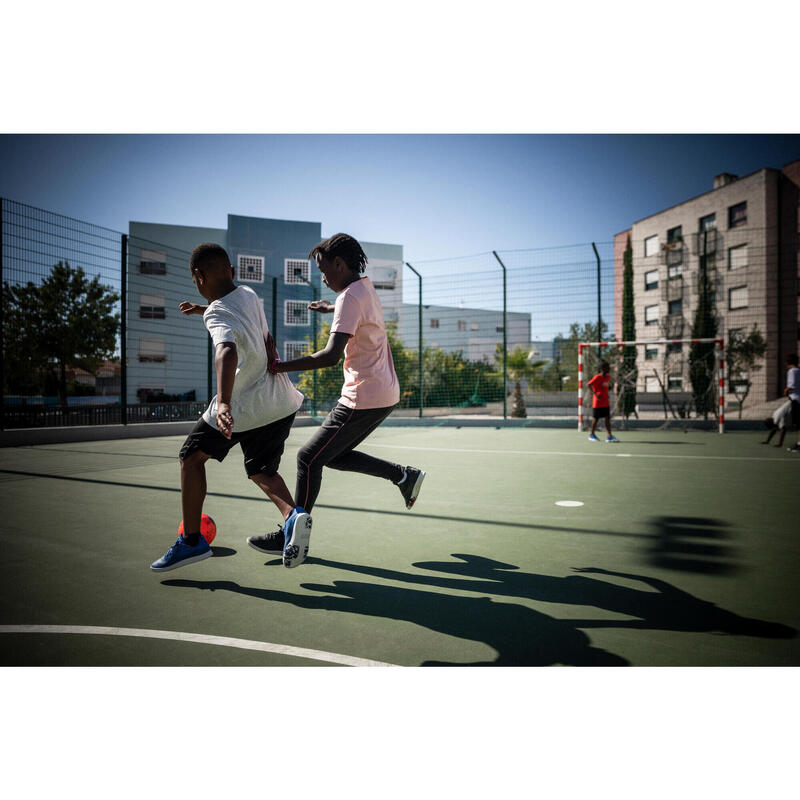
[202,285,303,432]
[787,366,800,403]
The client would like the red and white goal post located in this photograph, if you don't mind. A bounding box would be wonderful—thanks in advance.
[578,338,725,433]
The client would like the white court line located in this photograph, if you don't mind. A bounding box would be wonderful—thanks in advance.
[366,443,798,464]
[0,625,396,667]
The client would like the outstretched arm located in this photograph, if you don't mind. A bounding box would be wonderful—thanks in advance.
[179,301,208,316]
[271,331,350,373]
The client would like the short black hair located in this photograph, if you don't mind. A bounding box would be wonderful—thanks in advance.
[787,354,799,366]
[190,242,231,273]
[309,233,367,274]
[600,360,610,370]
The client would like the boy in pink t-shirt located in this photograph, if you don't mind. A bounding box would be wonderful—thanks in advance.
[247,233,425,566]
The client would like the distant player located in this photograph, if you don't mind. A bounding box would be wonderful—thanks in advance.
[785,353,800,454]
[761,400,792,448]
[587,359,619,442]
[150,243,308,572]
[247,233,425,565]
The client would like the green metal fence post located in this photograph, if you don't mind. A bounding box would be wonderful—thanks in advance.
[120,233,128,425]
[405,262,423,418]
[492,251,508,419]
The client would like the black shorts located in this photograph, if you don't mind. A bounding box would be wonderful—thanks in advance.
[593,406,610,420]
[179,413,296,477]
[792,400,800,428]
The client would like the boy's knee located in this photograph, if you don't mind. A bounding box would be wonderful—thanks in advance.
[180,449,208,469]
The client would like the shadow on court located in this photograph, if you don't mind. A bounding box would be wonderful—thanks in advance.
[306,554,796,640]
[647,516,740,574]
[162,577,629,666]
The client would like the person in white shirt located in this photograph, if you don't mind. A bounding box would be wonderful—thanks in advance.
[761,400,792,447]
[151,243,308,572]
[785,354,800,453]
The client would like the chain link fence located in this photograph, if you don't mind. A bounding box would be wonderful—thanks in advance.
[1,198,797,430]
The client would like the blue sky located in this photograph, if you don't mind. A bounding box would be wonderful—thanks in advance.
[1,134,798,263]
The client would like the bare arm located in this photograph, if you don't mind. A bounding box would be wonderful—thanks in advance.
[180,301,208,316]
[272,331,350,373]
[215,341,238,438]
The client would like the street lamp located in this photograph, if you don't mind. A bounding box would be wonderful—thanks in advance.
[294,268,318,418]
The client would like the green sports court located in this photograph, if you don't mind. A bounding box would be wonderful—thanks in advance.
[1,425,797,667]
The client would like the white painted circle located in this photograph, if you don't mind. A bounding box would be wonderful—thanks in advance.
[555,500,584,507]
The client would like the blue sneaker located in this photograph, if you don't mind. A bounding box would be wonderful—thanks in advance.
[588,434,600,442]
[282,506,312,568]
[150,536,212,572]
[605,435,620,443]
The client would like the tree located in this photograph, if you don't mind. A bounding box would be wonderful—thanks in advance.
[551,320,618,392]
[3,261,119,404]
[620,235,638,418]
[689,246,719,419]
[727,325,767,418]
[496,344,546,418]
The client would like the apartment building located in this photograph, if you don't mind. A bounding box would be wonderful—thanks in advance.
[614,158,800,403]
[126,215,403,405]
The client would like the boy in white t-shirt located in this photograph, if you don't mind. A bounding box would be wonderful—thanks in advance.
[150,243,309,572]
[248,233,425,567]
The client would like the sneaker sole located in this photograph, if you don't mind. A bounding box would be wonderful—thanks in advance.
[247,537,283,556]
[405,470,426,510]
[283,513,312,568]
[150,548,213,572]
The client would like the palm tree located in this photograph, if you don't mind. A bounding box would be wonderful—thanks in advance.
[497,345,546,418]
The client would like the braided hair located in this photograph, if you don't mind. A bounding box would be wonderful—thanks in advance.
[309,233,368,274]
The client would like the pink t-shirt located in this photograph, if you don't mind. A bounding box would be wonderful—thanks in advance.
[330,277,400,409]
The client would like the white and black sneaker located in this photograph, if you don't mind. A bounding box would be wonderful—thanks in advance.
[282,506,312,568]
[396,466,425,510]
[247,528,285,556]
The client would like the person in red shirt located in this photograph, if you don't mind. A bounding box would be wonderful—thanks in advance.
[587,360,619,442]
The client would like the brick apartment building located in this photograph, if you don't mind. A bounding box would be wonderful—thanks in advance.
[614,158,800,405]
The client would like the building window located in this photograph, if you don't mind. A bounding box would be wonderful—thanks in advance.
[285,258,310,285]
[668,264,683,279]
[668,375,684,390]
[371,267,397,291]
[668,298,683,316]
[645,270,659,290]
[644,376,660,393]
[471,322,480,331]
[728,286,748,310]
[238,255,264,283]
[699,213,716,232]
[139,294,166,320]
[728,328,744,345]
[430,319,440,329]
[667,342,682,354]
[645,347,658,360]
[457,320,467,331]
[285,300,309,326]
[495,326,504,333]
[645,305,659,326]
[729,243,748,270]
[728,201,747,228]
[667,226,682,244]
[140,249,166,275]
[644,235,659,258]
[138,338,166,362]
[284,341,308,361]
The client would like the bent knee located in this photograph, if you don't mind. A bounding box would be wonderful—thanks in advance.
[180,449,209,468]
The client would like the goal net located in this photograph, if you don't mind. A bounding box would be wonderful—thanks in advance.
[578,339,725,432]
